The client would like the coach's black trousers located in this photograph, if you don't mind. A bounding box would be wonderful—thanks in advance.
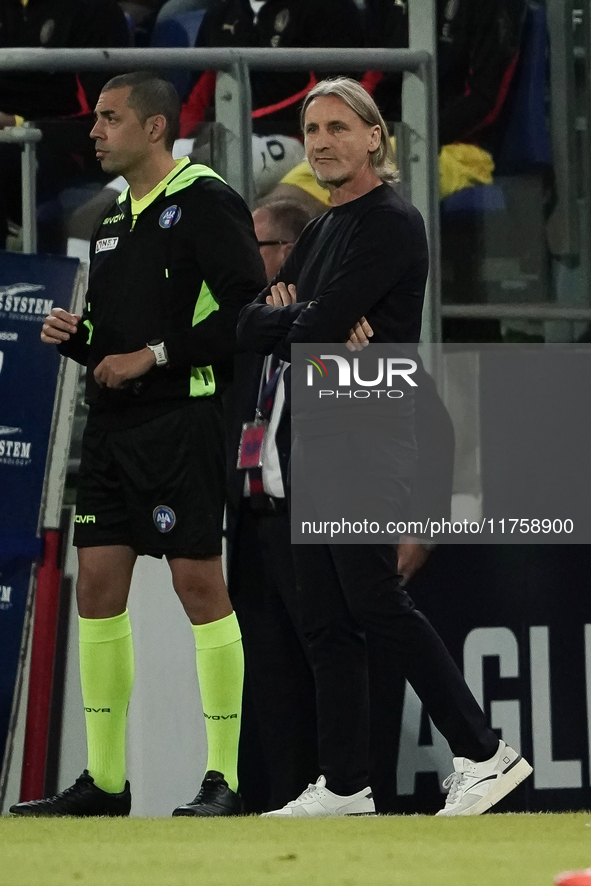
[291,541,499,796]
[230,504,318,810]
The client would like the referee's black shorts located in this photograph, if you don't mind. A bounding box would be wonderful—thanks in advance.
[73,398,224,559]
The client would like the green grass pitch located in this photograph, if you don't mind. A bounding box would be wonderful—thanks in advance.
[0,813,588,886]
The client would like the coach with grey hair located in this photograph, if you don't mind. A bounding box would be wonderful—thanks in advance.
[238,77,531,818]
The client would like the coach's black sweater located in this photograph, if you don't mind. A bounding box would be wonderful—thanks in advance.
[237,183,427,360]
[238,183,452,527]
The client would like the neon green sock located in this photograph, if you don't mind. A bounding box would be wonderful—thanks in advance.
[192,612,244,793]
[79,610,134,795]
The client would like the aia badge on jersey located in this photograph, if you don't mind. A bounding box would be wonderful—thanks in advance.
[95,237,119,253]
[153,505,176,533]
[159,205,182,228]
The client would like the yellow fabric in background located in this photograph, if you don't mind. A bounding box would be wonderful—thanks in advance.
[280,140,495,206]
[438,143,495,200]
[280,160,333,206]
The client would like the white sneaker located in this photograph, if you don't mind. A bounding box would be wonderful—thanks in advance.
[261,775,375,818]
[436,740,533,817]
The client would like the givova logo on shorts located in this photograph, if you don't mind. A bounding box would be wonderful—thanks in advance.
[153,505,176,533]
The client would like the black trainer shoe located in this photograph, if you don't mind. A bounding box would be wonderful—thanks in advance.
[172,770,243,817]
[9,770,131,817]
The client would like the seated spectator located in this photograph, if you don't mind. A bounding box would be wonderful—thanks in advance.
[120,0,166,22]
[119,0,173,43]
[0,0,129,249]
[262,167,329,217]
[264,0,526,211]
[365,0,527,151]
[179,0,364,196]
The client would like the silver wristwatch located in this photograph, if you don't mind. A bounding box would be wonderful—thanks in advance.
[147,339,168,367]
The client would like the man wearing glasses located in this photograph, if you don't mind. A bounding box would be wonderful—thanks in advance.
[226,199,319,812]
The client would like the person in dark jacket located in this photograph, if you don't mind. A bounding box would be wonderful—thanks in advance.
[365,0,526,149]
[10,72,267,820]
[180,0,364,139]
[0,0,130,247]
[178,0,364,197]
[0,0,129,122]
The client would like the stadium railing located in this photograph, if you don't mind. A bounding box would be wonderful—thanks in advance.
[0,45,441,343]
[0,124,42,254]
[1,43,589,336]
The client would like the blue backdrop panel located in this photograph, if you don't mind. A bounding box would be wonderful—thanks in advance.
[0,559,33,765]
[0,250,79,767]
